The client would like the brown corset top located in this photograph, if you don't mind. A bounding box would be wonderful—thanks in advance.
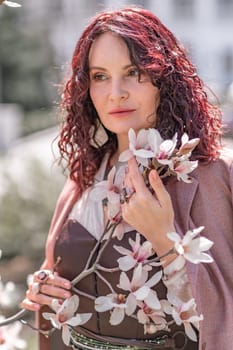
[54,219,198,349]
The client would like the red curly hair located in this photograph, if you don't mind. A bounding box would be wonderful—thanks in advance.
[59,7,222,194]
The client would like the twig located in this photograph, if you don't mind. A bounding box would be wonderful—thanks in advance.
[95,264,119,273]
[95,223,118,264]
[0,309,29,327]
[71,286,95,301]
[71,267,95,286]
[84,220,113,269]
[95,271,115,293]
[20,319,54,336]
[71,222,118,286]
[142,247,176,267]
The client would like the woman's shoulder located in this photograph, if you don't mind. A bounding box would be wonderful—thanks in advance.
[192,147,233,190]
[196,147,233,175]
[218,147,233,166]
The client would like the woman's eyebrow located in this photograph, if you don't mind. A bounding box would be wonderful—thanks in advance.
[89,64,134,71]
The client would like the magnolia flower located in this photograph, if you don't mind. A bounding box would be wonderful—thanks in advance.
[112,220,133,241]
[177,133,200,157]
[90,165,124,223]
[0,279,16,308]
[167,226,213,265]
[119,128,162,167]
[119,128,199,184]
[43,295,92,346]
[163,296,203,341]
[169,158,198,183]
[0,318,26,350]
[95,293,127,325]
[118,264,162,315]
[114,233,154,271]
[143,322,169,334]
[156,133,177,166]
[0,0,21,7]
[137,301,168,333]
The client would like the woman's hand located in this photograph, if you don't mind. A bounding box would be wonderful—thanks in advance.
[122,157,176,259]
[21,269,72,311]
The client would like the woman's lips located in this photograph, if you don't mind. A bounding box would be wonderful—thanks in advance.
[108,108,136,117]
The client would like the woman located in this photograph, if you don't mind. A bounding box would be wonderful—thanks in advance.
[22,7,233,350]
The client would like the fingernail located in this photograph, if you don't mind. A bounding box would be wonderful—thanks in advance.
[151,170,159,182]
[64,282,71,289]
[64,292,71,298]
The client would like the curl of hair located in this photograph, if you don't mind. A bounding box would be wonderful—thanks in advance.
[59,7,222,194]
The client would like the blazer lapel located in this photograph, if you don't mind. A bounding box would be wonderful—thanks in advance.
[165,176,199,234]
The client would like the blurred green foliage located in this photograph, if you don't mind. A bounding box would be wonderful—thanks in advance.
[0,159,65,261]
[0,5,60,112]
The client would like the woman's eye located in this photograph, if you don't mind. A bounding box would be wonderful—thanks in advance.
[91,73,108,81]
[127,68,140,77]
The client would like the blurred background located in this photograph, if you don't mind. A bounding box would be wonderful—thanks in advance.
[0,0,233,348]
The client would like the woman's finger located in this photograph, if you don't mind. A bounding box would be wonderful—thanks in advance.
[26,288,63,308]
[39,284,71,300]
[34,271,71,290]
[148,169,172,208]
[127,157,146,192]
[21,298,41,311]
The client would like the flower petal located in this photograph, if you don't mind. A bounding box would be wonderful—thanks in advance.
[145,290,161,310]
[95,296,115,312]
[110,307,125,325]
[137,309,148,324]
[134,285,150,300]
[68,313,92,326]
[126,293,137,316]
[167,232,181,243]
[183,322,198,342]
[62,324,71,346]
[118,272,131,291]
[146,270,162,288]
[132,264,148,288]
[119,150,133,162]
[117,255,137,271]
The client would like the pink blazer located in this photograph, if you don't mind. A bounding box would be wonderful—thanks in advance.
[39,149,233,350]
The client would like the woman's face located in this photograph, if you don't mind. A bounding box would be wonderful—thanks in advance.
[88,32,160,146]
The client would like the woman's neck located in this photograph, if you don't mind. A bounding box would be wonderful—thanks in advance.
[110,134,129,166]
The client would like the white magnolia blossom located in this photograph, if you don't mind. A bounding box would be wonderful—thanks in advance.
[162,296,203,342]
[90,164,132,239]
[167,226,214,265]
[90,166,122,222]
[177,133,200,157]
[118,264,162,315]
[114,233,154,271]
[156,133,178,166]
[1,0,21,7]
[95,293,127,325]
[0,279,16,309]
[169,159,198,183]
[137,301,168,333]
[119,128,163,167]
[0,318,26,350]
[43,295,92,346]
[119,128,200,183]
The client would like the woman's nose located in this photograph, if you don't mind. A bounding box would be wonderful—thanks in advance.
[109,79,129,102]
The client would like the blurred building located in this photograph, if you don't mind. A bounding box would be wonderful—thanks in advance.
[19,0,233,92]
[1,0,233,148]
[0,104,23,151]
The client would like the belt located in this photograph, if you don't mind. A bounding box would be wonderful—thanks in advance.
[69,329,188,350]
